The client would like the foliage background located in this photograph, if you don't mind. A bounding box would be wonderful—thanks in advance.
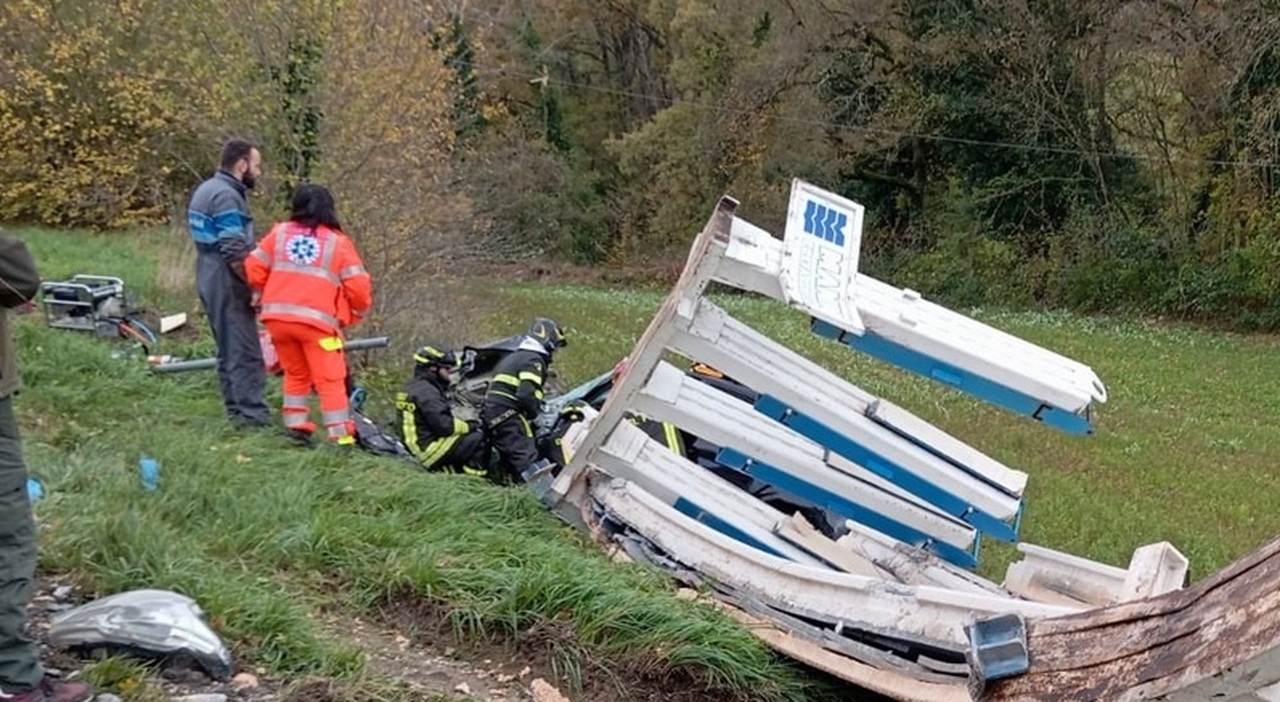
[7,0,1280,329]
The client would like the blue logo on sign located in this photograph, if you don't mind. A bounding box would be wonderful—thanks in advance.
[802,200,847,247]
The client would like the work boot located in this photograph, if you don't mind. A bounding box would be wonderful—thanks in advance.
[285,428,314,447]
[3,676,94,702]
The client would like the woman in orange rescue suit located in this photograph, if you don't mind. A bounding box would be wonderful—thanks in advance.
[245,184,373,446]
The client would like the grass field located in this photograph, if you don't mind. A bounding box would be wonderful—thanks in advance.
[13,226,1280,700]
[492,283,1280,581]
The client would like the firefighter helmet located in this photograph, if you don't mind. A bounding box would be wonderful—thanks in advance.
[413,342,460,370]
[528,317,567,355]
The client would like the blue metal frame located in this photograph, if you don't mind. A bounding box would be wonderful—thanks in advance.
[672,497,790,559]
[866,413,1023,500]
[714,447,981,568]
[754,393,1021,543]
[809,317,1094,436]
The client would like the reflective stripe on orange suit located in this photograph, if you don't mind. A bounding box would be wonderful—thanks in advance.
[245,222,374,442]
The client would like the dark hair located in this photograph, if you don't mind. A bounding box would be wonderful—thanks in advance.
[219,139,256,170]
[290,184,343,231]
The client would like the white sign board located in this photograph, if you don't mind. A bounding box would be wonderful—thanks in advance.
[780,179,866,334]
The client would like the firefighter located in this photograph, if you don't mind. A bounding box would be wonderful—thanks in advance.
[396,343,486,476]
[244,184,373,447]
[604,356,696,458]
[481,317,566,483]
[625,411,690,456]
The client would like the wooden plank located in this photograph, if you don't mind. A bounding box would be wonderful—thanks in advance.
[979,534,1280,701]
[867,398,1028,497]
[1119,541,1188,601]
[670,301,1023,521]
[591,419,823,566]
[724,591,967,684]
[631,361,978,552]
[545,195,739,522]
[714,603,970,702]
[773,513,884,577]
[591,477,1078,649]
[159,312,187,334]
[836,523,1016,598]
[1000,541,1167,607]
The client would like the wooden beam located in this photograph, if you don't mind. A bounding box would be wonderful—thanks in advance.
[544,195,738,522]
[773,513,884,577]
[669,301,1023,521]
[978,534,1280,700]
[631,361,979,553]
[591,477,1078,648]
[714,601,970,702]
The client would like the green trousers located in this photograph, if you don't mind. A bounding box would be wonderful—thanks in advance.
[0,394,42,692]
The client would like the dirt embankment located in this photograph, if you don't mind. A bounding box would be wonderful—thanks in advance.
[26,577,760,702]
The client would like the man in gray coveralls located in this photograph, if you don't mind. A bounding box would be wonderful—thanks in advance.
[186,140,270,429]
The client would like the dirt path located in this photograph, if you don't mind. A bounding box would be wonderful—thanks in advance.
[24,577,738,702]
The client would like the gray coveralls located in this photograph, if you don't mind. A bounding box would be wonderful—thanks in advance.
[0,230,47,693]
[187,171,269,427]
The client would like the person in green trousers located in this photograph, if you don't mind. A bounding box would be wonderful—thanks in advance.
[0,230,93,702]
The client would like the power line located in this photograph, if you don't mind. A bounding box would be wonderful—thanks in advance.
[484,67,1280,171]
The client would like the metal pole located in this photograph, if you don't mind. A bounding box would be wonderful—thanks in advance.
[150,336,392,374]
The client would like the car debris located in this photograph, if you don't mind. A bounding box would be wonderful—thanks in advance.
[522,180,1259,702]
[46,589,233,681]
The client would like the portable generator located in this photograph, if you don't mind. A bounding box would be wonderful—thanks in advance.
[39,274,129,337]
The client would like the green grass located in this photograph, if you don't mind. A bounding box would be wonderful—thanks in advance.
[18,225,1280,702]
[11,227,834,702]
[489,283,1280,582]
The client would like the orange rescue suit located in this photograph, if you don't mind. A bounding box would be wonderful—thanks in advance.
[245,222,373,443]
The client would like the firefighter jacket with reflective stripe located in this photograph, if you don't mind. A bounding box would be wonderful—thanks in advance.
[483,340,549,420]
[395,372,473,467]
[626,412,689,456]
[245,222,373,333]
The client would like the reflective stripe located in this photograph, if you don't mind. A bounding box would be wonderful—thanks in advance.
[260,303,340,329]
[327,423,351,439]
[462,465,487,477]
[284,413,311,429]
[272,225,338,278]
[662,422,684,454]
[321,409,349,425]
[534,388,544,400]
[488,389,517,402]
[399,395,460,467]
[518,416,532,437]
[517,371,543,385]
[260,225,345,329]
[283,394,310,411]
[420,435,459,465]
[273,261,340,285]
[399,399,424,457]
[492,373,520,388]
[250,248,271,263]
[453,417,470,434]
[338,265,367,279]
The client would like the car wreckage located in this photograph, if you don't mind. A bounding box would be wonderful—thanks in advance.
[359,180,1280,701]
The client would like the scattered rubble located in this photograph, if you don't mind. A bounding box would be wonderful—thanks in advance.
[25,577,642,702]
